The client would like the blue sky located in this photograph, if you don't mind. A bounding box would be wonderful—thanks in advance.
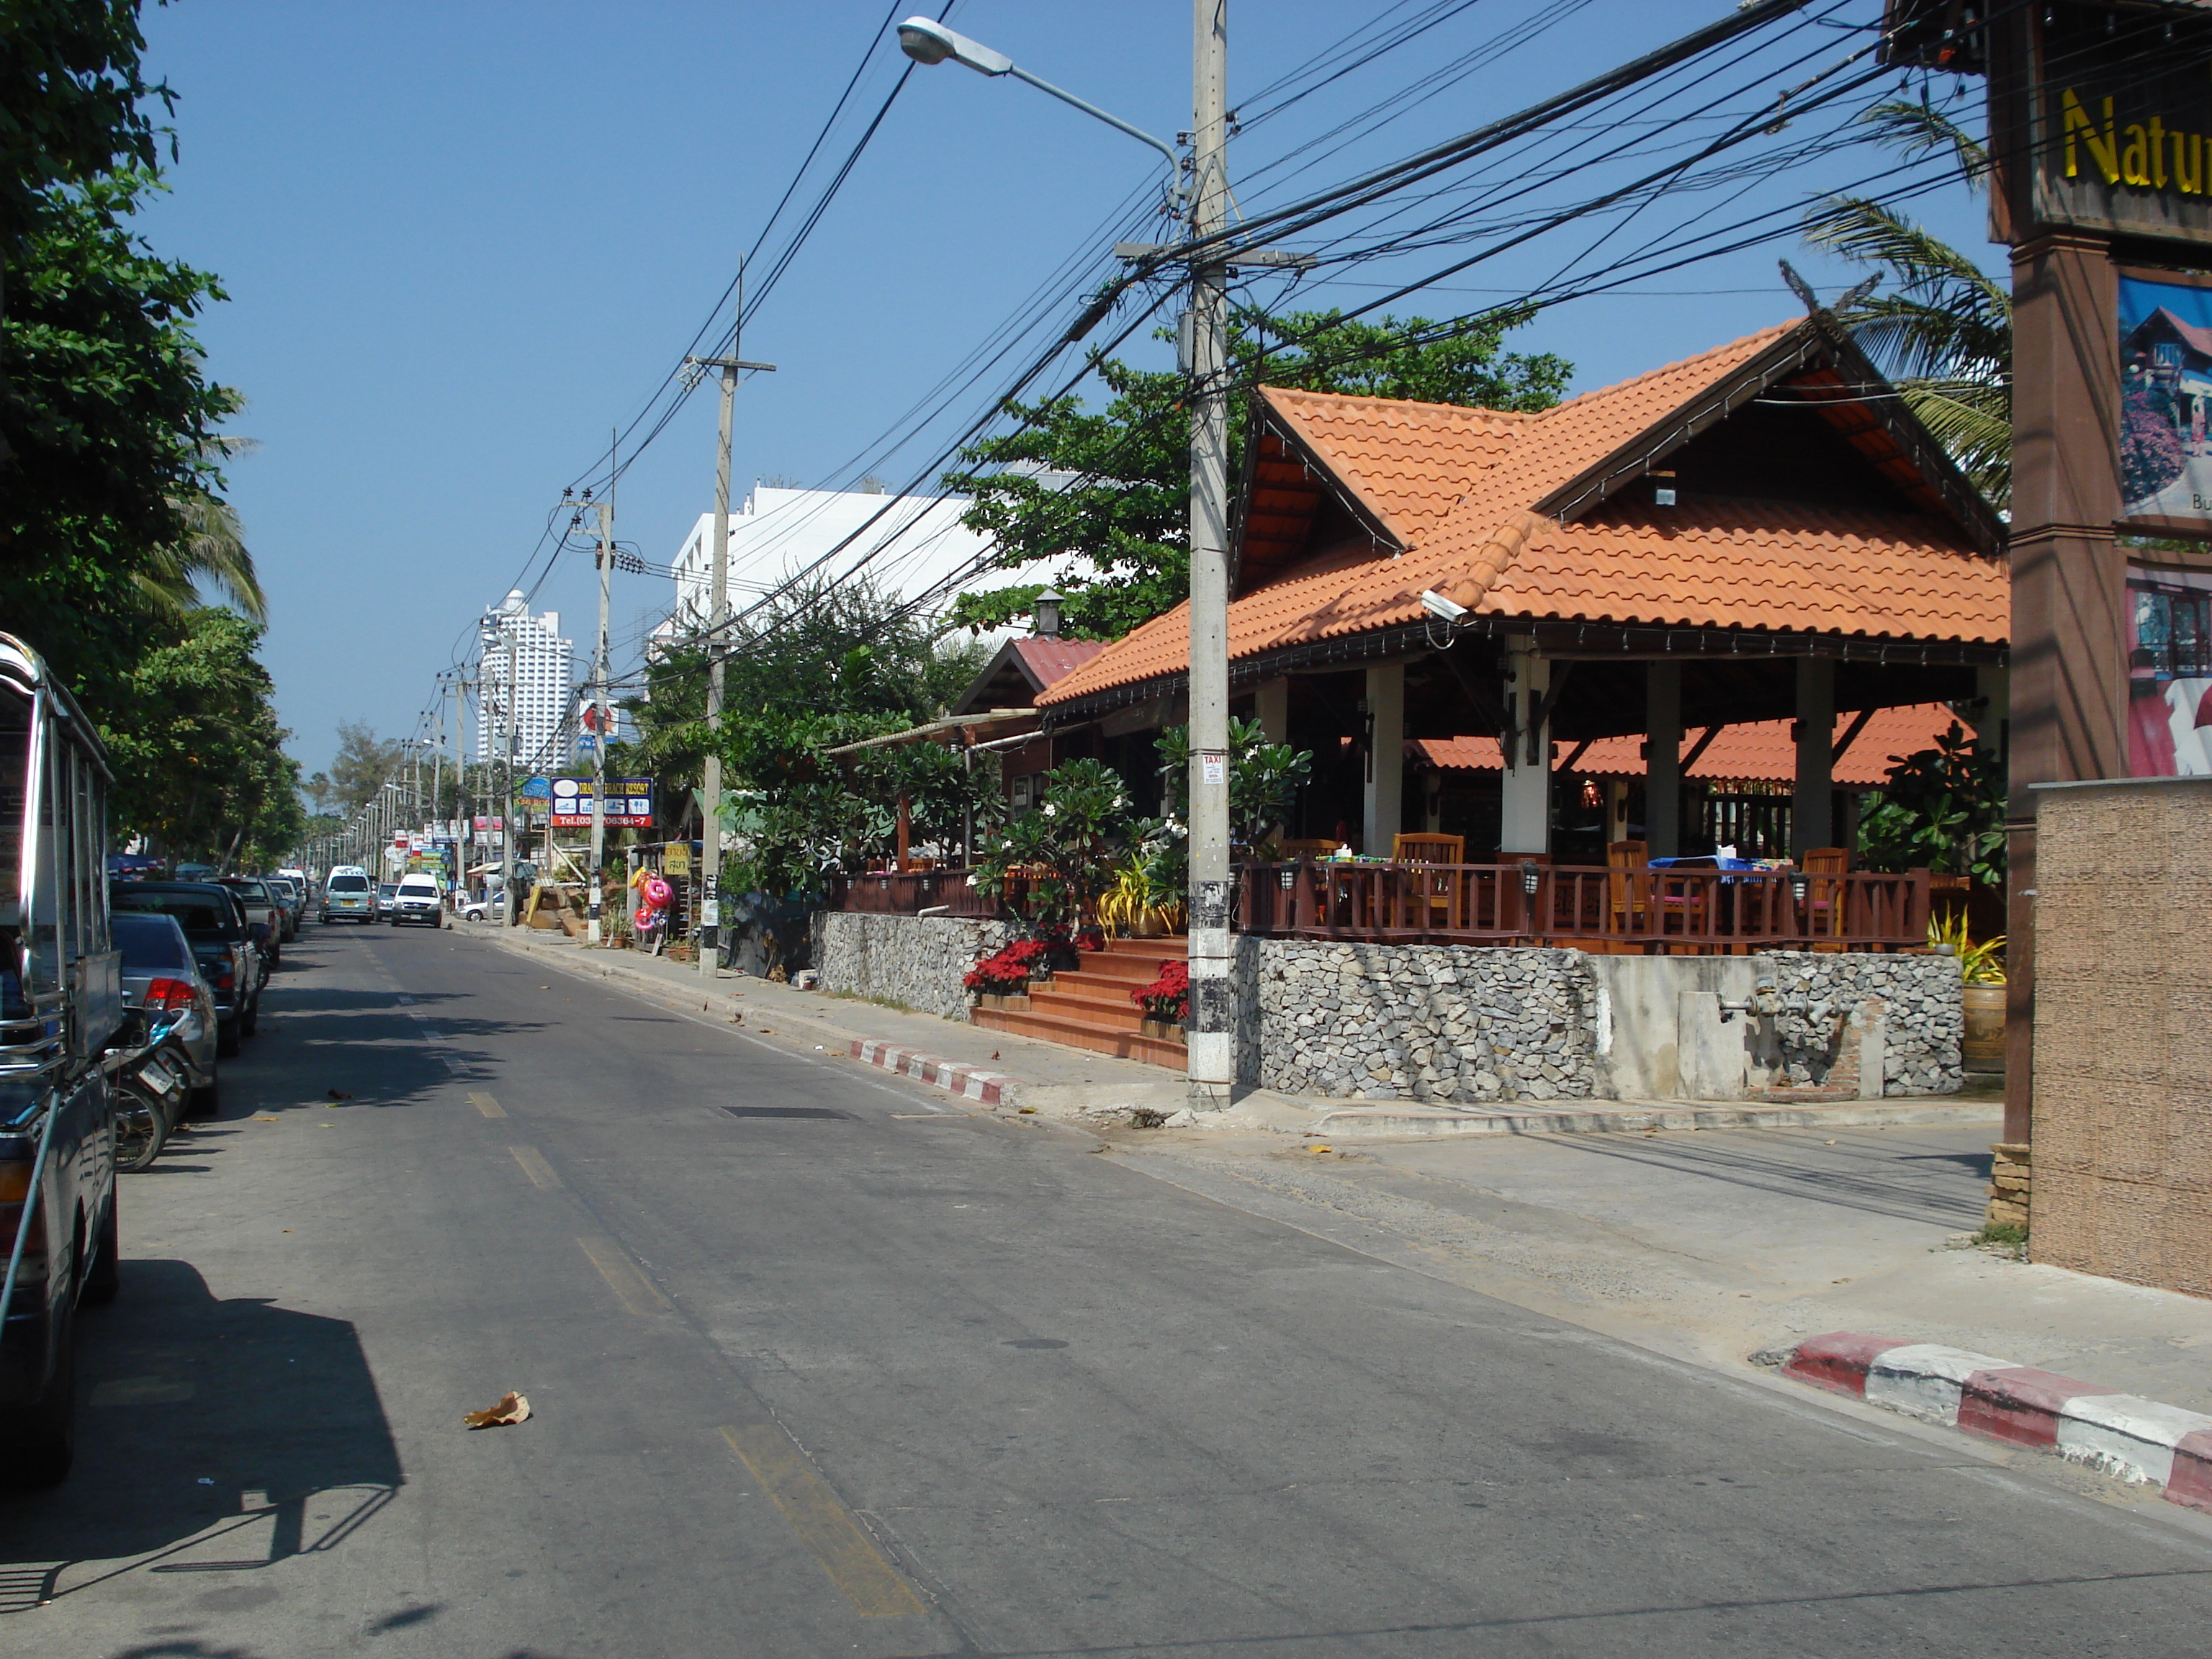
[134,1,1993,778]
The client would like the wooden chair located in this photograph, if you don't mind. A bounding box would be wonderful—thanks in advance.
[1393,833,1464,927]
[1800,847,1850,941]
[1606,840,1650,936]
[1274,837,1339,860]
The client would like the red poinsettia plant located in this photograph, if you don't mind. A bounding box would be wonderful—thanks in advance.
[1130,958,1190,1022]
[965,938,1053,996]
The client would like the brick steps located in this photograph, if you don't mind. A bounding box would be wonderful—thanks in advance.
[968,935,1188,1069]
[969,1003,1189,1067]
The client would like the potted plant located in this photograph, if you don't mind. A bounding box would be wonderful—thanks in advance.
[964,938,1051,1010]
[1097,837,1184,938]
[1130,958,1190,1043]
[1931,913,2006,1072]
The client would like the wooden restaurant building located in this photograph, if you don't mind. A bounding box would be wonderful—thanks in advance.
[1027,310,2009,953]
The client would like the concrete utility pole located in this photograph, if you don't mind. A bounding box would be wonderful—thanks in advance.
[684,345,775,981]
[588,484,613,945]
[1182,0,1233,1107]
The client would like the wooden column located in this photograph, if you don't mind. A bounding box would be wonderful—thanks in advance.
[2006,229,2128,1146]
[1791,655,1835,855]
[1645,661,1682,858]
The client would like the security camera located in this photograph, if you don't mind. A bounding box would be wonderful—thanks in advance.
[1421,588,1468,623]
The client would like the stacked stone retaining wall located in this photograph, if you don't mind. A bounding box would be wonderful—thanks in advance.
[811,912,1014,1021]
[1763,951,1963,1097]
[1236,940,1602,1102]
[806,913,1962,1102]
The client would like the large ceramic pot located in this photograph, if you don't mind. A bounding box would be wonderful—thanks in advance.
[1962,982,2006,1072]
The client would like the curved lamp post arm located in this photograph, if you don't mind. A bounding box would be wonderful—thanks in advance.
[898,17,1182,210]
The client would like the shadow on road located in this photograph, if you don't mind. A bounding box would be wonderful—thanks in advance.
[0,1260,401,1614]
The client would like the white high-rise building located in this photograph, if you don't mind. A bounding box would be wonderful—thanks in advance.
[477,590,574,767]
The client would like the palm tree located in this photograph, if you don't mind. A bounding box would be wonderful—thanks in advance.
[137,484,266,622]
[1805,101,2011,505]
[137,436,266,622]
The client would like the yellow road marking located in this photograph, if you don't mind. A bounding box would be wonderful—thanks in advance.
[718,1424,926,1617]
[508,1146,562,1190]
[575,1236,670,1315]
[469,1092,506,1118]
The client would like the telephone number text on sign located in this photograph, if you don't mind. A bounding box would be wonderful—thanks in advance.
[549,776,655,827]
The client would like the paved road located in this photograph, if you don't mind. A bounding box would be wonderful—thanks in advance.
[3,922,2208,1657]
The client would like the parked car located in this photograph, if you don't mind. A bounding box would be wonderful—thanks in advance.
[375,882,399,921]
[111,913,218,1113]
[109,882,260,1056]
[217,878,284,967]
[321,866,374,924]
[0,631,123,1488]
[261,875,305,941]
[391,874,444,927]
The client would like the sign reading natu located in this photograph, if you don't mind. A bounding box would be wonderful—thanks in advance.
[2024,3,2212,242]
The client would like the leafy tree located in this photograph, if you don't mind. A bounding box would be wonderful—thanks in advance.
[322,719,408,817]
[102,609,302,871]
[1856,721,2005,884]
[943,306,1570,639]
[613,580,991,902]
[1806,100,2011,503]
[0,168,240,716]
[0,0,170,376]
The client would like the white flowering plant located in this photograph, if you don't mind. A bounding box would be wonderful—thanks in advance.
[967,757,1135,932]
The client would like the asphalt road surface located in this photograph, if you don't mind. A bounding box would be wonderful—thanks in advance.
[3,922,2208,1657]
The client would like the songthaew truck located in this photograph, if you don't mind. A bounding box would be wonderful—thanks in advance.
[0,634,123,1485]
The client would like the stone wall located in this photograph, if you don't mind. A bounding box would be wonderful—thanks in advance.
[1235,940,1603,1102]
[1763,951,1964,1097]
[811,912,1015,1021]
[2031,776,2212,1295]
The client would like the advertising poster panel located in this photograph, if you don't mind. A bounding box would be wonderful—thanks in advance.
[2119,271,2212,524]
[2128,563,2212,774]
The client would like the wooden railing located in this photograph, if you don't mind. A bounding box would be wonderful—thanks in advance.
[827,868,1013,918]
[1236,861,1931,953]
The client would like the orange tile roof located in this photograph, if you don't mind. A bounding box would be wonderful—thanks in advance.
[1409,703,1977,788]
[1040,322,2005,708]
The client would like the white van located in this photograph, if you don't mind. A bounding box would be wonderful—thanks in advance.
[321,865,374,925]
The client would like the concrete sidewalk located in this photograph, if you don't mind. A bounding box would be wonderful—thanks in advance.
[1108,1114,2212,1425]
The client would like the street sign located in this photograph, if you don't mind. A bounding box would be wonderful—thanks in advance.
[548,775,655,829]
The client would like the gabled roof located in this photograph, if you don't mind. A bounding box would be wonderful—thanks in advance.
[950,634,1107,715]
[1041,317,2006,711]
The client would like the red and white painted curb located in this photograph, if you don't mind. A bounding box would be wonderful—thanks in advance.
[1779,1332,2212,1514]
[849,1040,1015,1106]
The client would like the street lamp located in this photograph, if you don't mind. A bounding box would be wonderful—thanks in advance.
[896,17,1182,206]
[898,9,1237,1110]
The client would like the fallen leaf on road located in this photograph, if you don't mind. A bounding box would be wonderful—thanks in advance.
[990,1051,1000,1061]
[1823,1138,1837,1146]
[1018,1107,1037,1115]
[253,1114,279,1123]
[463,1390,531,1429]
[327,1089,353,1101]
[1310,1145,1332,1154]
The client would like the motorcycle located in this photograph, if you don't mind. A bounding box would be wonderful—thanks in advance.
[107,1004,192,1173]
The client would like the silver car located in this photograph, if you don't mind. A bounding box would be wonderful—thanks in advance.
[112,912,218,1111]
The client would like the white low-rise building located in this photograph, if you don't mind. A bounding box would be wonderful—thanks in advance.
[656,480,1089,647]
